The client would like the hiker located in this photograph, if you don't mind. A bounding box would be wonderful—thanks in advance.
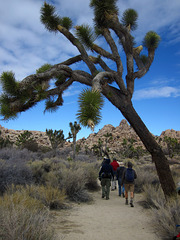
[110,158,119,190]
[99,158,114,200]
[117,162,125,197]
[122,161,137,207]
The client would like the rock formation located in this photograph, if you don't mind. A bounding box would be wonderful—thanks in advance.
[0,119,179,153]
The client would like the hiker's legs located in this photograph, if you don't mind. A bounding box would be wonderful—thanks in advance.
[124,184,129,204]
[111,179,115,190]
[118,178,122,196]
[101,179,106,198]
[122,184,125,197]
[129,184,135,207]
[106,179,111,199]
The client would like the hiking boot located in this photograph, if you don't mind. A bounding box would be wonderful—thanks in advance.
[125,199,128,205]
[130,199,134,207]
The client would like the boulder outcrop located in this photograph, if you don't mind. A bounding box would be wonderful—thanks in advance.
[0,119,179,152]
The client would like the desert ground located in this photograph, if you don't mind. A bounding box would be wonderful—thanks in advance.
[52,187,159,240]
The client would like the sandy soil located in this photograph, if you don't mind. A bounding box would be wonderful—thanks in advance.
[52,189,159,240]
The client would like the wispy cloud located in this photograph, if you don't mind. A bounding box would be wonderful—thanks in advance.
[62,86,81,97]
[133,86,180,100]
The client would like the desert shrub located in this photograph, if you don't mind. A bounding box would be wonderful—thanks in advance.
[61,168,92,202]
[74,152,97,162]
[0,186,44,210]
[0,159,33,195]
[142,184,166,209]
[21,138,39,152]
[134,165,159,193]
[24,184,67,210]
[28,158,69,185]
[83,164,100,191]
[0,192,55,240]
[152,198,180,240]
[0,147,43,162]
[28,159,52,184]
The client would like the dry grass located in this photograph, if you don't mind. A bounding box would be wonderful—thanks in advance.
[0,190,56,240]
[152,198,180,240]
[142,184,166,209]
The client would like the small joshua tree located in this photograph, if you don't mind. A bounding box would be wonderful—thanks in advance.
[46,129,65,150]
[16,130,38,151]
[69,121,81,160]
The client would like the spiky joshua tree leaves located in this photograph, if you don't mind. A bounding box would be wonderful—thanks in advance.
[77,89,104,132]
[0,1,176,198]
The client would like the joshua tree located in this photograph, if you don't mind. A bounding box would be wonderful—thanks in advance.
[69,121,81,160]
[0,1,176,197]
[16,130,38,151]
[46,129,65,150]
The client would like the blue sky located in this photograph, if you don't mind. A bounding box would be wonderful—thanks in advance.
[0,0,180,140]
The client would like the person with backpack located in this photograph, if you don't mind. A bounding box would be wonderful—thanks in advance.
[122,161,137,207]
[110,158,119,191]
[99,158,114,200]
[116,162,125,197]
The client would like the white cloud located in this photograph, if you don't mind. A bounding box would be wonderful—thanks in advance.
[62,85,81,97]
[0,0,180,82]
[133,86,180,100]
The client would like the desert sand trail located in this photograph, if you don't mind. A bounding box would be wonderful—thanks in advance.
[53,189,159,240]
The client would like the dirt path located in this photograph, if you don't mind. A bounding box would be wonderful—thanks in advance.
[52,189,158,240]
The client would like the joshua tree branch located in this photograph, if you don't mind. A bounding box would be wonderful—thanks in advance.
[57,25,96,75]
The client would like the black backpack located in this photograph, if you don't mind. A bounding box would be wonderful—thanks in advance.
[125,168,134,182]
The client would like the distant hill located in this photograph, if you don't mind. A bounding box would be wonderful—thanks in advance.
[0,119,180,153]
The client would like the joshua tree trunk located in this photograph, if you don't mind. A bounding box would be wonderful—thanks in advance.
[104,86,176,197]
[72,135,76,160]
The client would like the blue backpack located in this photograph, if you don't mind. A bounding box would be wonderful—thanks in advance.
[125,168,134,182]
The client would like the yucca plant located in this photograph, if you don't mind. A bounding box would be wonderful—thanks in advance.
[40,2,61,32]
[90,0,118,28]
[36,63,52,74]
[143,31,161,50]
[75,24,95,49]
[140,54,149,65]
[0,96,18,120]
[0,71,20,96]
[45,97,59,113]
[77,89,104,131]
[60,17,72,30]
[121,8,138,31]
